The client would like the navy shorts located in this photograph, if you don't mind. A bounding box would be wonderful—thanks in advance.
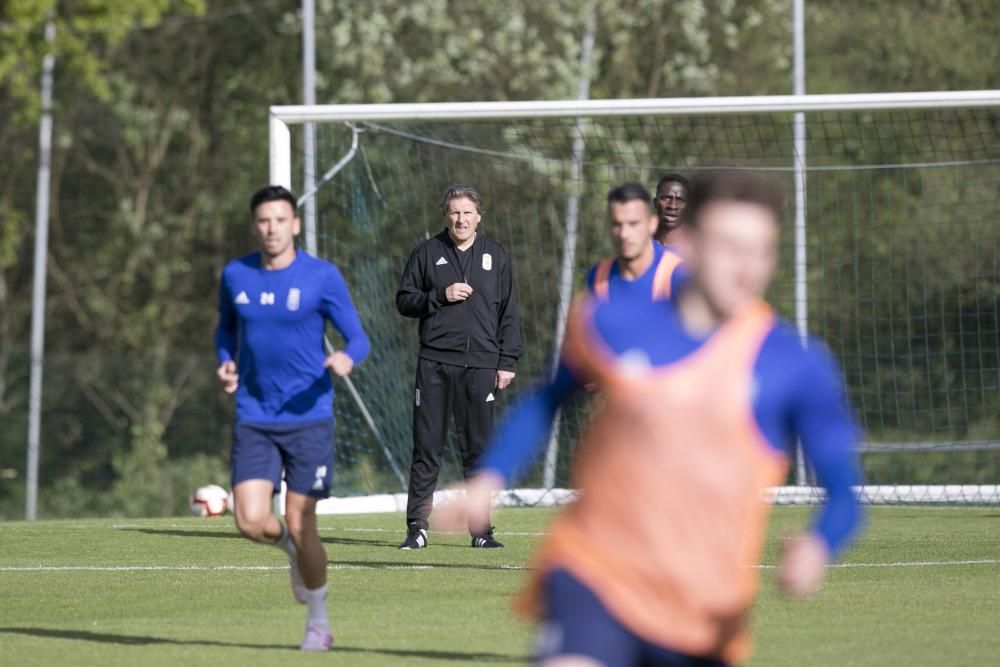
[535,569,730,667]
[231,419,334,498]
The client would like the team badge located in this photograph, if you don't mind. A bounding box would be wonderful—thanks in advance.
[286,288,301,311]
[482,253,493,271]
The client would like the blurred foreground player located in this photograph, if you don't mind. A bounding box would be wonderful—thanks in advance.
[586,183,685,303]
[440,171,864,666]
[215,186,370,651]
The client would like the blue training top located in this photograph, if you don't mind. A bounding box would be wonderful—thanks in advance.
[480,294,864,556]
[585,240,688,302]
[215,250,370,425]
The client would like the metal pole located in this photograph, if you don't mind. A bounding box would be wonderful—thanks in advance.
[26,18,56,521]
[792,0,809,486]
[543,1,597,489]
[301,0,317,255]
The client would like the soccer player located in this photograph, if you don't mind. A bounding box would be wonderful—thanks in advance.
[586,183,685,303]
[654,172,690,246]
[395,184,523,550]
[214,185,370,652]
[440,170,864,666]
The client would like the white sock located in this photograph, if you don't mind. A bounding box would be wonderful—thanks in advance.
[274,521,296,557]
[304,584,329,628]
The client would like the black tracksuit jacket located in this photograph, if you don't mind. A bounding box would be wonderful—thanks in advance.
[395,229,523,371]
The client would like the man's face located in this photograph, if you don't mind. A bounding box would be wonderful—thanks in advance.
[445,197,481,243]
[683,201,779,317]
[252,200,300,258]
[608,199,657,261]
[655,180,688,232]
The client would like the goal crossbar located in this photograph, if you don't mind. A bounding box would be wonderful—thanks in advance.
[272,90,1000,124]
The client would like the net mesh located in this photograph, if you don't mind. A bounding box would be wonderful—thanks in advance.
[289,107,1000,501]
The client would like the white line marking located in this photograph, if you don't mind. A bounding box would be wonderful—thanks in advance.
[0,564,530,573]
[756,559,1000,570]
[2,560,997,574]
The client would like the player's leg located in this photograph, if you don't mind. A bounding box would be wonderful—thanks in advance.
[231,422,304,607]
[402,358,453,548]
[457,366,502,547]
[284,491,325,589]
[232,479,284,543]
[535,569,639,667]
[230,421,284,544]
[278,420,335,651]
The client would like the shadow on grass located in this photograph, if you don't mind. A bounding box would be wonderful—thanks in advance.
[122,528,471,549]
[0,627,525,662]
[120,528,244,540]
[0,627,289,650]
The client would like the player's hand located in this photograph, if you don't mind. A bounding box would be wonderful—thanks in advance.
[495,369,515,390]
[433,471,504,536]
[776,533,830,598]
[445,282,473,302]
[324,351,354,377]
[216,361,239,394]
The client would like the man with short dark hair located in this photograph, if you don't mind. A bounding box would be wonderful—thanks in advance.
[395,184,522,550]
[442,170,863,667]
[654,172,691,245]
[587,182,685,302]
[215,185,370,651]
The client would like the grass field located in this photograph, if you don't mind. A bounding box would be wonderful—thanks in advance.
[2,506,999,666]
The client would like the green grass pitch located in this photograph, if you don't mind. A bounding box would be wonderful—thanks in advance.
[2,506,999,666]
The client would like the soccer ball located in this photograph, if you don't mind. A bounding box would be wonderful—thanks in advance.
[189,484,229,517]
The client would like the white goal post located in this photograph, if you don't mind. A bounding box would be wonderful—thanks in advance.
[269,90,1000,509]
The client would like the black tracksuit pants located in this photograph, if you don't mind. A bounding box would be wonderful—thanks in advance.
[406,357,496,530]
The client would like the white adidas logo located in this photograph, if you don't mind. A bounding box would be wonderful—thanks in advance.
[435,256,448,266]
[486,393,495,402]
[234,291,250,304]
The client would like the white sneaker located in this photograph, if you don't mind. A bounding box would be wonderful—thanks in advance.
[300,623,333,651]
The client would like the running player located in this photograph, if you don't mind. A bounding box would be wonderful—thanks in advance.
[653,172,690,246]
[215,185,370,652]
[440,170,864,666]
[586,183,685,303]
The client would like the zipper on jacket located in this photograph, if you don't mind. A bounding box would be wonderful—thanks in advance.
[446,235,475,368]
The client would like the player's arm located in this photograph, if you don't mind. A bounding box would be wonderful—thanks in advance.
[435,361,582,533]
[780,343,864,596]
[321,264,371,375]
[495,251,522,386]
[395,247,447,318]
[214,269,239,394]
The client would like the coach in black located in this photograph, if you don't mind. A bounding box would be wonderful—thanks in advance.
[396,184,522,550]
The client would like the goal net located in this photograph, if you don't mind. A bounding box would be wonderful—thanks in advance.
[269,92,1000,506]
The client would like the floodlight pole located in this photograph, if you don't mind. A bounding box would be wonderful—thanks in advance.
[792,0,809,486]
[543,0,597,489]
[302,0,317,253]
[26,18,56,521]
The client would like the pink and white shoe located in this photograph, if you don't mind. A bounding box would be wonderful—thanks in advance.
[300,623,333,651]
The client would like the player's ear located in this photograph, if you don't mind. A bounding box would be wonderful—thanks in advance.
[292,214,301,236]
